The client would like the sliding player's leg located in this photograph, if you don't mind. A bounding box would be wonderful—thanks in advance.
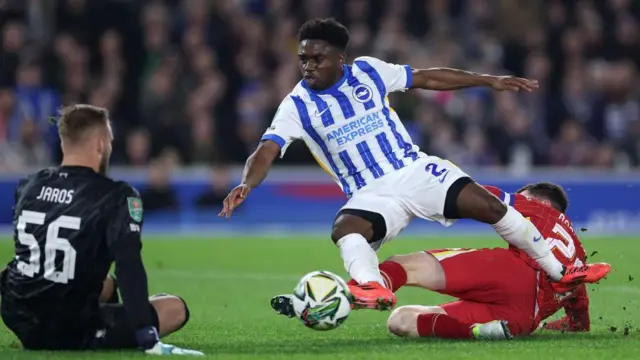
[93,294,191,349]
[383,247,538,338]
[348,248,471,293]
[387,302,513,340]
[376,250,447,292]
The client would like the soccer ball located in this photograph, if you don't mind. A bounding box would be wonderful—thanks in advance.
[291,270,352,331]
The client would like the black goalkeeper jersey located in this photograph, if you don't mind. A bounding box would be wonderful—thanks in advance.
[1,166,153,330]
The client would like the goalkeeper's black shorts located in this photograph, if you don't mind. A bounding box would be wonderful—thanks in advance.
[1,298,159,350]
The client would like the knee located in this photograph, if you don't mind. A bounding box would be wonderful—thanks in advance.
[384,254,403,264]
[162,295,188,327]
[384,254,411,273]
[331,214,350,243]
[150,294,190,336]
[387,307,419,337]
[383,252,445,289]
[388,306,446,337]
[330,224,346,244]
[457,183,508,223]
[331,214,372,244]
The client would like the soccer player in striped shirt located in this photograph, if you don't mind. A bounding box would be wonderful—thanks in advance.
[219,18,610,311]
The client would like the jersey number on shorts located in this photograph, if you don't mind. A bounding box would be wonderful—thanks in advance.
[547,223,576,261]
[16,210,79,284]
[425,162,451,183]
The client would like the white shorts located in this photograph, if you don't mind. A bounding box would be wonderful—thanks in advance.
[338,154,470,250]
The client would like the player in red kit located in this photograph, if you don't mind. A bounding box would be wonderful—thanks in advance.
[378,182,602,340]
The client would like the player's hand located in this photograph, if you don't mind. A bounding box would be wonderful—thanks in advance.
[540,318,587,333]
[144,342,204,356]
[489,76,538,92]
[540,319,565,331]
[218,184,251,219]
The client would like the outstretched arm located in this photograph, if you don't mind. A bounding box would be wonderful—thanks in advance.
[353,56,538,94]
[219,96,304,219]
[242,141,281,189]
[218,141,280,218]
[410,68,539,92]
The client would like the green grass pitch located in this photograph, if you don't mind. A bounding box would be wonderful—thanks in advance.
[0,235,639,359]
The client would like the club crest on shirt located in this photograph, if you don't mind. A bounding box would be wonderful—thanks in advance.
[352,84,373,103]
[127,197,143,222]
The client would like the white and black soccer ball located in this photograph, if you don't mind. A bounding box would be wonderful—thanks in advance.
[292,270,352,331]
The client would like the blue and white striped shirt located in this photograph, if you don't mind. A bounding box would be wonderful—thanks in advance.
[261,56,422,197]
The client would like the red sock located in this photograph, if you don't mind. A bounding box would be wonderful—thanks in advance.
[346,261,408,291]
[379,261,407,292]
[417,313,473,339]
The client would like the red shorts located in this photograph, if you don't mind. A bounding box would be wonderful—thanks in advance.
[427,248,539,336]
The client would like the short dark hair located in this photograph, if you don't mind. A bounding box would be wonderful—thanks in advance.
[516,182,569,213]
[56,104,109,144]
[298,18,349,51]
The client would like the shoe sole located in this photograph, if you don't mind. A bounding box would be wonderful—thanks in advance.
[351,297,395,311]
[586,265,612,283]
[271,299,296,318]
[564,265,611,285]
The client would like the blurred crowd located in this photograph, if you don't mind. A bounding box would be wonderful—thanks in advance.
[1,0,640,173]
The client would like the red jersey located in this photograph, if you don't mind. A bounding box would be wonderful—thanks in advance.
[483,185,591,332]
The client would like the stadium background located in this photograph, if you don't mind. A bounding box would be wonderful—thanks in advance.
[1,2,640,359]
[0,0,639,236]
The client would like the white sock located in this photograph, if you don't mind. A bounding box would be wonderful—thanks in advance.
[492,206,565,281]
[336,233,386,286]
